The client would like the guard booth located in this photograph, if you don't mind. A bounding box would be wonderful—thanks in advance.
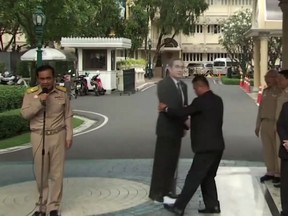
[61,37,132,94]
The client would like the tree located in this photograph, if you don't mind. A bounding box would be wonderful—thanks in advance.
[0,0,123,48]
[219,8,253,74]
[138,0,209,63]
[268,37,282,68]
[220,9,282,73]
[123,4,149,57]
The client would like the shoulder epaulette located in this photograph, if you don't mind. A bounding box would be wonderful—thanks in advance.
[26,86,39,94]
[56,86,67,92]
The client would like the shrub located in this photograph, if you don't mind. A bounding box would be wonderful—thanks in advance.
[117,58,146,70]
[0,85,26,113]
[221,76,240,85]
[0,109,29,139]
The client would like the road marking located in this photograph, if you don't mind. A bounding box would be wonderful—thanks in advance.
[0,111,108,154]
[73,110,109,137]
[141,84,156,92]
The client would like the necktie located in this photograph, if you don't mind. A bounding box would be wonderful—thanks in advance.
[177,82,183,105]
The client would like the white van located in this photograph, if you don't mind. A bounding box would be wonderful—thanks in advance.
[213,58,237,75]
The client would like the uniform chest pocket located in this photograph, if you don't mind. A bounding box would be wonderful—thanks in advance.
[48,99,65,113]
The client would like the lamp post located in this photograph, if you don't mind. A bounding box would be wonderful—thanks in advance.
[148,38,152,79]
[33,6,46,68]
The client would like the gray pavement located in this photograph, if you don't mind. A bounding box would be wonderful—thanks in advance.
[0,77,278,216]
[0,159,278,216]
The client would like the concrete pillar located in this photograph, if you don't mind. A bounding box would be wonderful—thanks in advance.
[259,36,268,87]
[78,48,83,72]
[253,37,261,90]
[280,1,288,69]
[107,49,112,71]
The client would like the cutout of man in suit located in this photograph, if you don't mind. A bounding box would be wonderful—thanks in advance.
[160,75,225,215]
[149,58,189,203]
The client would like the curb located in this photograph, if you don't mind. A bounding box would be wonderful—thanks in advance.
[136,81,157,91]
[0,115,95,155]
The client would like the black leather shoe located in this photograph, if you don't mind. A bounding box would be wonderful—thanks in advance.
[164,204,184,216]
[280,211,288,216]
[272,177,280,184]
[198,206,221,214]
[32,211,46,216]
[49,210,60,216]
[260,175,274,183]
[167,192,180,199]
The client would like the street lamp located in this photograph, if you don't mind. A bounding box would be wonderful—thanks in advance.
[33,6,46,68]
[148,38,152,79]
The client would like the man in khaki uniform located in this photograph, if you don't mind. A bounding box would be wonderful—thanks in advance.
[255,70,281,183]
[21,65,73,216]
[274,69,288,188]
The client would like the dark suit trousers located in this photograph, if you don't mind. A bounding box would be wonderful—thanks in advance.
[281,159,288,215]
[175,151,223,210]
[149,136,181,199]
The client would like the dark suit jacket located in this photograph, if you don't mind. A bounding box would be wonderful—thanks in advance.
[277,102,288,160]
[156,76,188,138]
[167,90,225,153]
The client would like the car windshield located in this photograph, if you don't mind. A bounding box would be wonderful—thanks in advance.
[213,61,225,67]
[205,64,213,67]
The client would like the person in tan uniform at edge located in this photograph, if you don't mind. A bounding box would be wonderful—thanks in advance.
[255,69,281,184]
[21,65,73,216]
[274,69,288,188]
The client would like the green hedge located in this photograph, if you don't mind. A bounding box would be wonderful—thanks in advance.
[0,85,26,113]
[0,109,29,139]
[221,76,240,85]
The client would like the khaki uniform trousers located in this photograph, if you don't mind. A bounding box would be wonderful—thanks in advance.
[31,129,66,212]
[260,119,280,176]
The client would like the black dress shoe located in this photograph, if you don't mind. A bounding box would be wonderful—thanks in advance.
[32,211,46,216]
[164,204,184,216]
[167,192,180,199]
[280,211,288,216]
[260,175,274,183]
[198,206,221,214]
[49,210,60,216]
[272,177,280,184]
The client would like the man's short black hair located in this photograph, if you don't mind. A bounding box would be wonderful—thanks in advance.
[36,65,55,77]
[279,70,288,79]
[192,75,210,87]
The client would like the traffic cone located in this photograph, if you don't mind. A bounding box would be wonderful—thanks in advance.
[218,72,221,80]
[240,75,243,88]
[247,77,251,93]
[243,76,247,92]
[257,86,263,106]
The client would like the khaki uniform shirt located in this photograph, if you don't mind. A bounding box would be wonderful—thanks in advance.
[256,87,281,128]
[21,85,73,141]
[275,88,288,121]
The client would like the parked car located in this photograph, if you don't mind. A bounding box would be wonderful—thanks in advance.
[187,62,213,76]
[187,63,205,76]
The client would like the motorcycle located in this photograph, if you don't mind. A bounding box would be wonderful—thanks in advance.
[0,71,28,87]
[77,75,89,96]
[90,74,106,96]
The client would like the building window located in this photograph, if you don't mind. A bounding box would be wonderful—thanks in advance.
[182,53,203,62]
[196,25,203,33]
[208,25,222,34]
[83,49,107,70]
[207,53,228,61]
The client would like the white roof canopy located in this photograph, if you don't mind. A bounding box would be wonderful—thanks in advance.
[61,37,132,49]
[21,48,76,61]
